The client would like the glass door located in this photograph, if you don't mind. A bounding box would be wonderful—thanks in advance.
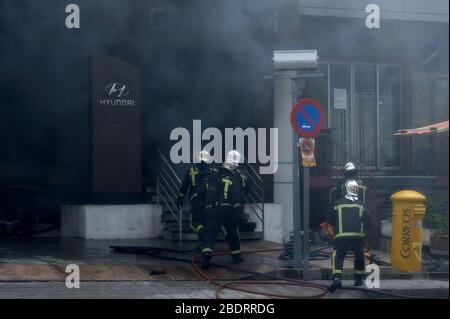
[329,63,352,166]
[378,65,401,168]
[354,64,378,168]
[327,62,401,170]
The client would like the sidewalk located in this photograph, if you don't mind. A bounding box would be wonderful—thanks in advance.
[0,237,448,299]
[0,280,447,299]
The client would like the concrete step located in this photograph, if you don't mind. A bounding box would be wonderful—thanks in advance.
[162,230,263,242]
[162,214,190,223]
[162,230,198,241]
[163,222,192,232]
[163,220,256,233]
[162,212,251,223]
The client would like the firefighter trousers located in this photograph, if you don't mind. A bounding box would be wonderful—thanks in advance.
[190,200,206,248]
[331,237,365,279]
[201,205,241,257]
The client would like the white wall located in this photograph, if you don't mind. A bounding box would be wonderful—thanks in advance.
[61,204,163,240]
[246,203,284,244]
[273,71,297,243]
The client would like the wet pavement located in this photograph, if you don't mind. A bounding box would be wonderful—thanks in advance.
[0,236,288,281]
[0,236,448,299]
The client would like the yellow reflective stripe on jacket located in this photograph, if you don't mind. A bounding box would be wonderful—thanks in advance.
[334,203,365,236]
[189,167,198,186]
[240,174,247,188]
[334,232,365,238]
[221,226,228,236]
[354,270,366,275]
[222,178,232,199]
[358,206,364,233]
[335,204,365,210]
[337,207,343,234]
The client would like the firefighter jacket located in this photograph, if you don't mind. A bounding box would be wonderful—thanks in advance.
[327,197,370,239]
[179,163,218,204]
[204,166,249,208]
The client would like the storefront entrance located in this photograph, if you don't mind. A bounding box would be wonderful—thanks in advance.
[328,63,401,169]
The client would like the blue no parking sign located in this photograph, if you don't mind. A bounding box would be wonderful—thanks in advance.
[290,98,325,137]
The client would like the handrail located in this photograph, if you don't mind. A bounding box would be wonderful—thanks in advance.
[145,143,183,243]
[245,195,263,222]
[155,147,182,184]
[242,161,265,236]
[158,166,181,195]
[245,160,264,182]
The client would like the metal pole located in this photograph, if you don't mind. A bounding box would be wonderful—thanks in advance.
[302,166,310,280]
[291,78,303,272]
[292,131,302,270]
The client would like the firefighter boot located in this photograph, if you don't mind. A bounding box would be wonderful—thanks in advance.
[194,239,203,255]
[231,253,244,264]
[194,232,205,254]
[328,276,342,292]
[201,252,212,269]
[354,275,365,287]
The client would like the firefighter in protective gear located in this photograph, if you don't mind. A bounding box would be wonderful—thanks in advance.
[341,162,358,194]
[327,179,370,292]
[177,150,216,251]
[226,151,251,222]
[200,150,245,269]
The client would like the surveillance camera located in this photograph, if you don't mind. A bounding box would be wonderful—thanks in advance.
[273,50,319,71]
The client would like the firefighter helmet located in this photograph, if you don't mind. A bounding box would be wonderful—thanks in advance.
[198,150,211,163]
[344,162,356,172]
[344,179,359,201]
[224,150,241,170]
[343,162,357,179]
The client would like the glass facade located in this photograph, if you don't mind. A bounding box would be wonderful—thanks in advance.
[318,62,401,170]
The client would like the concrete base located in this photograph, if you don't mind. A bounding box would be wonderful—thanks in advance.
[246,203,284,244]
[61,204,163,239]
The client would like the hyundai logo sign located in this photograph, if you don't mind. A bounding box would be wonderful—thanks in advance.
[105,83,130,98]
[99,82,135,107]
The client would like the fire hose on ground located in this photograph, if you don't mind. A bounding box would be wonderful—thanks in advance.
[110,246,441,299]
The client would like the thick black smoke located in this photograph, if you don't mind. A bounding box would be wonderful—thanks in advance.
[0,0,283,194]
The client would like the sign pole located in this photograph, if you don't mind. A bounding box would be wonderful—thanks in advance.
[302,166,310,279]
[290,96,325,280]
[292,131,302,270]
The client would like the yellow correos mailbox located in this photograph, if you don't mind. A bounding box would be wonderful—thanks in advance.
[391,190,426,272]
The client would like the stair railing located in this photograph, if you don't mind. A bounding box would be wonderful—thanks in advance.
[146,143,183,245]
[242,161,265,236]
